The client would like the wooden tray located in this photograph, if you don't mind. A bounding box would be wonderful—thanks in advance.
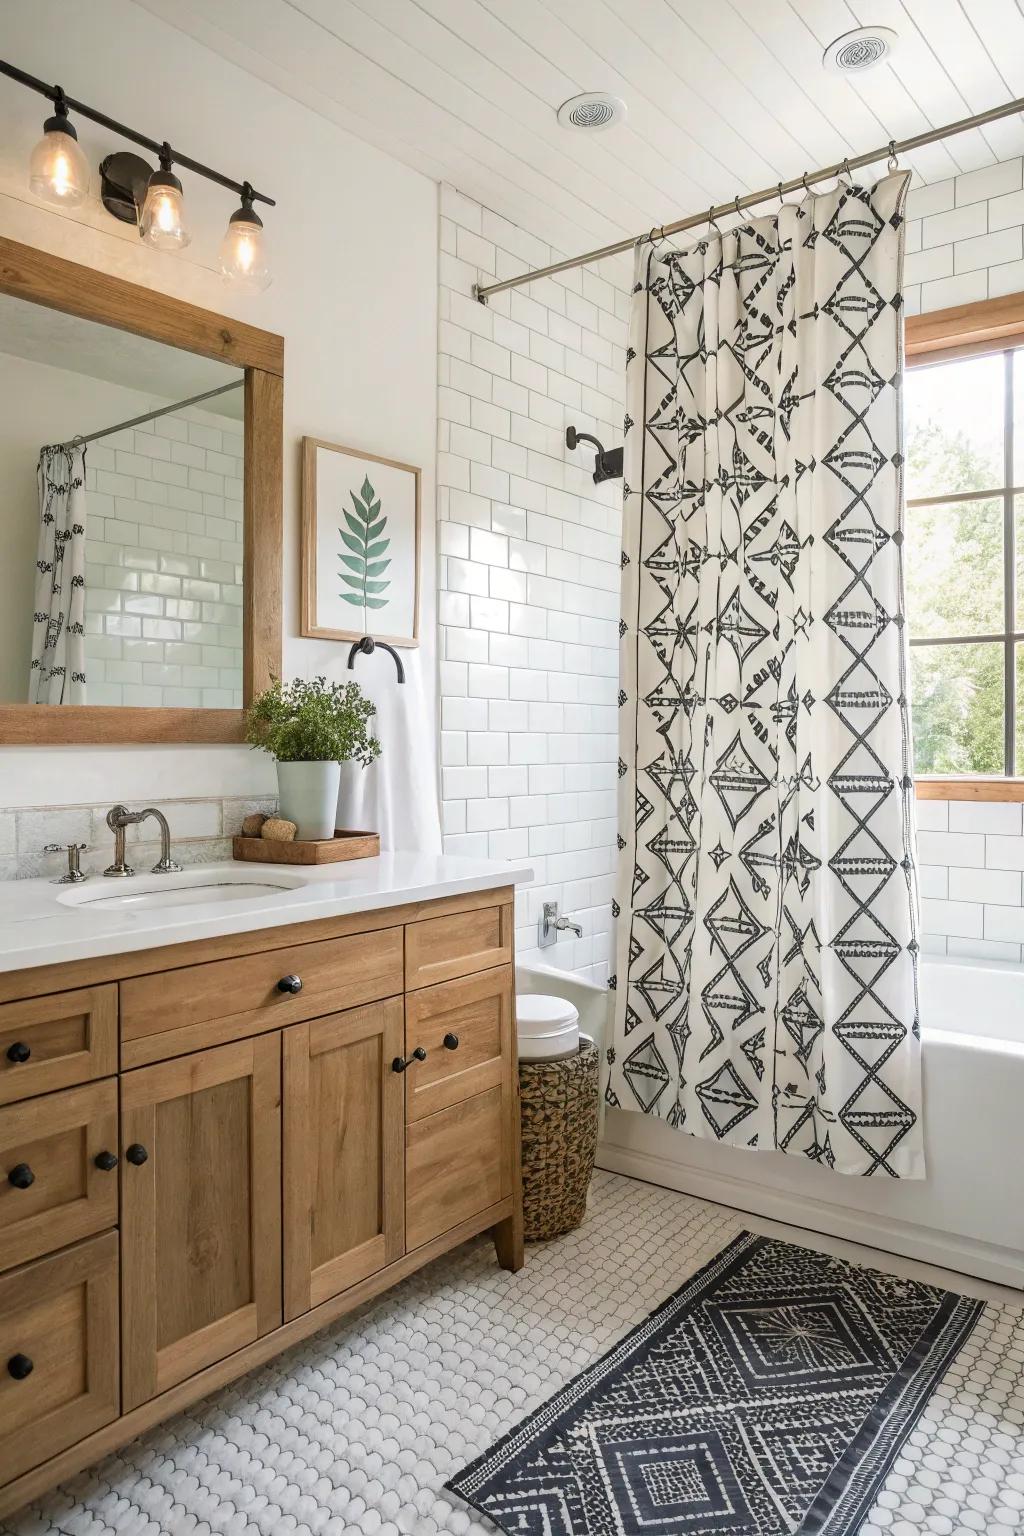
[232,829,380,865]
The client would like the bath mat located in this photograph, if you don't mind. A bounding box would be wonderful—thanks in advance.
[447,1230,983,1535]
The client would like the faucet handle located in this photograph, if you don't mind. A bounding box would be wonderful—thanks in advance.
[44,843,89,885]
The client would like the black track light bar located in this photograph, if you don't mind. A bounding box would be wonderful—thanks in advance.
[0,58,275,207]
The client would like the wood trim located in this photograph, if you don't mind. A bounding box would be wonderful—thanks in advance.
[915,777,1024,802]
[0,886,513,1006]
[0,1195,513,1520]
[0,236,283,746]
[906,289,1024,365]
[0,236,282,373]
[300,435,422,648]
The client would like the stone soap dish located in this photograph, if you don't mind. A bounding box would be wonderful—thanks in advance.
[232,830,380,864]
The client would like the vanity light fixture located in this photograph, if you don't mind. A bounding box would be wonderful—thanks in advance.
[139,144,191,251]
[28,87,89,207]
[220,184,271,292]
[1,57,274,289]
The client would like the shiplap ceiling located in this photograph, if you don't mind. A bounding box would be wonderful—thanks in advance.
[138,0,1024,265]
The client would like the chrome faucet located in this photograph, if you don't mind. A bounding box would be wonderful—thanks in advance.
[539,901,583,947]
[104,805,181,878]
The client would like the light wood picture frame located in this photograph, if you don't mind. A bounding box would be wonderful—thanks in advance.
[301,437,421,648]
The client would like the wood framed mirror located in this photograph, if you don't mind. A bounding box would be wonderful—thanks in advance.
[0,235,282,744]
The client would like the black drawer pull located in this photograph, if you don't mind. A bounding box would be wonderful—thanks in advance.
[392,1048,427,1074]
[94,1150,118,1172]
[277,974,302,994]
[125,1143,148,1166]
[6,1042,30,1064]
[8,1163,34,1190]
[7,1354,33,1381]
[443,1033,459,1050]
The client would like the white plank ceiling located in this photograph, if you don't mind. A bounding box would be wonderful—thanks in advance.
[138,0,1024,266]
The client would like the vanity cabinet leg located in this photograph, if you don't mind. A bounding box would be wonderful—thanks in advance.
[493,1203,524,1272]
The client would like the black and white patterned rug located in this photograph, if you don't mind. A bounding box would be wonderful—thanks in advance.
[448,1230,983,1535]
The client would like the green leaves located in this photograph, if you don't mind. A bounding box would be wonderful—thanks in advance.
[244,676,381,766]
[338,474,391,613]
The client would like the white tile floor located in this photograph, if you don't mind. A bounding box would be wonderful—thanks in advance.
[5,1171,1023,1536]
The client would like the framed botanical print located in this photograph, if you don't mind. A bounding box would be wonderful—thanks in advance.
[300,437,421,647]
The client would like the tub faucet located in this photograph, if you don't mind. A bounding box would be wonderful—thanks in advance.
[104,805,182,878]
[540,901,583,947]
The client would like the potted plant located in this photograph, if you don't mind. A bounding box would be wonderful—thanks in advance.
[245,676,381,839]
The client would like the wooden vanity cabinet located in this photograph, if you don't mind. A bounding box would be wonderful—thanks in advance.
[0,886,521,1519]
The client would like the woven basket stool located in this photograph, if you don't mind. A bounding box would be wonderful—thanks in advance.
[519,1036,600,1241]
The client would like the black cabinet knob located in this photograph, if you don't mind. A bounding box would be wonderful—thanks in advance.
[6,1042,30,1064]
[277,974,302,994]
[125,1143,148,1166]
[94,1150,118,1172]
[443,1033,459,1050]
[7,1163,34,1190]
[7,1354,33,1381]
[392,1047,427,1074]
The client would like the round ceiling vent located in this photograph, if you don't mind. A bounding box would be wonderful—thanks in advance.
[557,92,627,131]
[823,25,898,74]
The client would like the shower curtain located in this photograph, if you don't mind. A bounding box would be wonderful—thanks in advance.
[608,171,924,1178]
[29,443,88,705]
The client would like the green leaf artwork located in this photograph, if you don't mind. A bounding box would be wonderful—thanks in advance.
[338,474,391,621]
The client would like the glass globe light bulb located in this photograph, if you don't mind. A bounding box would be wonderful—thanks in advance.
[220,202,271,292]
[29,110,89,208]
[139,165,191,250]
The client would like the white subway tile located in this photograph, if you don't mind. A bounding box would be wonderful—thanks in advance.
[948,936,1021,963]
[916,830,985,867]
[904,245,953,286]
[949,801,1023,835]
[948,867,1022,906]
[914,799,948,832]
[920,270,988,310]
[985,835,1024,870]
[954,226,1023,274]
[983,904,1024,943]
[906,179,955,221]
[920,898,983,938]
[954,158,1022,206]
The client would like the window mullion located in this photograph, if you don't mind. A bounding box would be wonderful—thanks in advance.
[1006,349,1016,775]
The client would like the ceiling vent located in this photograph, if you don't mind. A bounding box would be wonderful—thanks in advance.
[823,25,898,74]
[557,92,627,131]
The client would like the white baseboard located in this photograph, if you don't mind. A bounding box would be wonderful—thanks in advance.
[597,1141,1024,1292]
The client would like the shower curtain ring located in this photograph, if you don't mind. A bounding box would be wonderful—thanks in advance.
[840,157,852,183]
[733,194,743,221]
[801,170,812,195]
[887,139,899,172]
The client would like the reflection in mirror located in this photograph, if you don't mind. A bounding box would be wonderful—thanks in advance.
[0,292,244,707]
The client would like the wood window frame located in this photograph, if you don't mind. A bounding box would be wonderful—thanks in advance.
[0,236,283,745]
[906,290,1024,803]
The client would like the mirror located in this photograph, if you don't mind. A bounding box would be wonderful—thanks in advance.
[0,291,245,709]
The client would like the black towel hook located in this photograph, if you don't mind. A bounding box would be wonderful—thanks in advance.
[347,634,405,684]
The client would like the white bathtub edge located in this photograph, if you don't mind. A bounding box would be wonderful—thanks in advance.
[597,1141,1024,1291]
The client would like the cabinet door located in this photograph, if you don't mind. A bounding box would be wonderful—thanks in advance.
[0,1232,119,1485]
[283,1000,404,1321]
[120,1036,281,1410]
[406,1086,511,1251]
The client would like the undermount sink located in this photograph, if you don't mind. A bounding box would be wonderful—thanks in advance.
[57,867,307,913]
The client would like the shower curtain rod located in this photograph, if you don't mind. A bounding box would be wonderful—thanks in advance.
[473,92,1024,303]
[68,379,243,447]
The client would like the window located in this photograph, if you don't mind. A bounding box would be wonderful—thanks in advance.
[905,293,1024,799]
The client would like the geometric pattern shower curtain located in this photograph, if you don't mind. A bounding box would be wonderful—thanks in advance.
[607,172,924,1178]
[29,442,88,705]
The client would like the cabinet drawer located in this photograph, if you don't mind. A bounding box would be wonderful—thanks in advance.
[406,1085,510,1250]
[404,966,512,1123]
[120,926,404,1065]
[0,1080,119,1272]
[0,1232,119,1484]
[405,901,513,990]
[0,986,117,1107]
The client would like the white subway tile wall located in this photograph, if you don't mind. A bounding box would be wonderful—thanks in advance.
[0,796,277,882]
[82,405,244,708]
[437,186,628,983]
[904,155,1024,312]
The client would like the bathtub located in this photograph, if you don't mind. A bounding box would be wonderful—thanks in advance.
[598,956,1024,1288]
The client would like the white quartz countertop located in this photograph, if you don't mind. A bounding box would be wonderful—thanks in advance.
[0,852,533,975]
